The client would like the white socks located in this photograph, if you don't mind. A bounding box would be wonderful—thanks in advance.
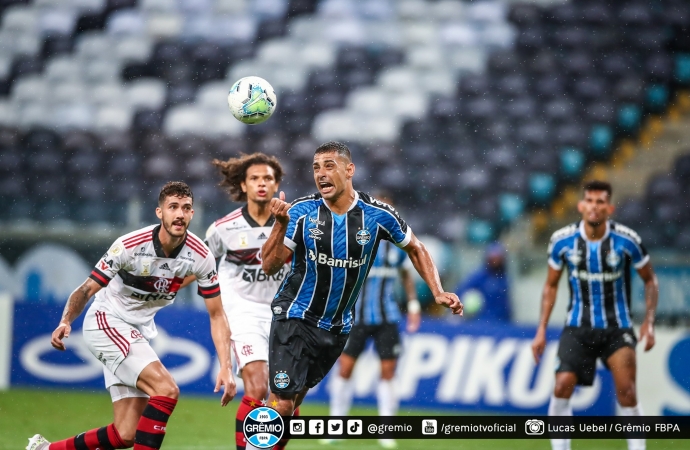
[377,379,398,416]
[548,395,572,450]
[329,374,354,416]
[620,404,645,450]
[330,376,398,418]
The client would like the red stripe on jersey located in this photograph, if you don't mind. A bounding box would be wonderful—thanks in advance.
[187,234,209,255]
[198,285,220,298]
[90,270,110,286]
[124,236,152,249]
[215,209,243,226]
[185,239,208,258]
[96,311,129,356]
[123,229,152,244]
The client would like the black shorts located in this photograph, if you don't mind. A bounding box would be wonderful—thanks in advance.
[556,326,637,386]
[342,322,401,360]
[269,318,349,395]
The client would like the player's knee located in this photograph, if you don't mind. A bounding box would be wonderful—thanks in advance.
[617,384,637,405]
[154,381,179,399]
[339,365,353,379]
[380,368,395,380]
[553,379,575,398]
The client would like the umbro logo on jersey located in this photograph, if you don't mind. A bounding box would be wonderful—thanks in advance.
[159,263,171,271]
[257,232,268,240]
[309,228,323,240]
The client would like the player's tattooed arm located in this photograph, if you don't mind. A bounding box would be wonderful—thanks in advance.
[531,266,563,363]
[51,278,102,351]
[637,263,659,351]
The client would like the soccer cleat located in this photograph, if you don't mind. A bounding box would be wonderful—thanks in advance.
[26,434,50,450]
[378,438,397,449]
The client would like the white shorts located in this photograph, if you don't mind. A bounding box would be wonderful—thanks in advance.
[230,318,271,374]
[83,306,159,397]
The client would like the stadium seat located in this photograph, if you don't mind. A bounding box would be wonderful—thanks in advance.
[559,147,585,180]
[529,173,556,205]
[589,124,614,158]
[466,219,494,244]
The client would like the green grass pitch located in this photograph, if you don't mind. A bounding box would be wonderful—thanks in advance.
[1,389,688,450]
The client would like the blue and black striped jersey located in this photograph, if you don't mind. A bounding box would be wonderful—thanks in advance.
[272,191,412,334]
[548,220,649,329]
[355,240,408,326]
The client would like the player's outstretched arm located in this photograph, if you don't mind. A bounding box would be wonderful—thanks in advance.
[262,191,293,276]
[51,278,102,351]
[402,232,463,315]
[400,267,421,333]
[531,266,562,363]
[204,295,236,406]
[636,263,658,352]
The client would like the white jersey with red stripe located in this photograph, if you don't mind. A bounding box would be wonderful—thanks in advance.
[205,206,289,322]
[89,224,219,339]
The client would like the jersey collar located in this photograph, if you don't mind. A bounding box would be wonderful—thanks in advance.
[152,224,187,258]
[242,204,275,228]
[578,220,610,242]
[321,190,360,214]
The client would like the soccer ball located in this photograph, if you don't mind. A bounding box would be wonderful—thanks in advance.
[462,289,485,318]
[227,76,277,125]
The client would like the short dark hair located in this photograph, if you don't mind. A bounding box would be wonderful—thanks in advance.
[159,181,194,205]
[583,180,612,199]
[314,141,351,162]
[211,153,284,202]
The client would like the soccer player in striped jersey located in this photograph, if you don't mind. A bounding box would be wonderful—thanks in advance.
[531,180,659,450]
[261,141,462,425]
[204,153,298,450]
[326,193,421,449]
[27,182,236,450]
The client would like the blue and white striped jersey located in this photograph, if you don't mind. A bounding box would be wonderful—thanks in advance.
[272,191,412,334]
[355,240,408,326]
[548,220,649,329]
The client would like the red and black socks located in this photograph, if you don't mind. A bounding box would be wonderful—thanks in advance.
[133,396,177,450]
[49,423,127,450]
[235,396,263,450]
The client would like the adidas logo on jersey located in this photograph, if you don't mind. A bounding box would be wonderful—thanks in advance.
[159,263,171,271]
[257,232,268,240]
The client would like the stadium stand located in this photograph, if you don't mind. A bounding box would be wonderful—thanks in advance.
[0,0,689,247]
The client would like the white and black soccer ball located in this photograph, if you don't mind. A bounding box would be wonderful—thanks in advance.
[227,76,277,125]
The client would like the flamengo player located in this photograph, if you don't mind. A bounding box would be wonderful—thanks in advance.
[27,182,236,450]
[204,153,297,450]
[261,141,463,426]
[532,181,658,450]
